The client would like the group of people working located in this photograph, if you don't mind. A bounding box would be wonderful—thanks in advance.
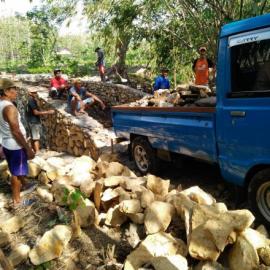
[153,46,215,92]
[49,68,106,115]
[0,47,107,207]
[0,45,214,208]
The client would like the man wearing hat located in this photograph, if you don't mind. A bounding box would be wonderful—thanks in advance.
[27,88,55,152]
[50,68,68,98]
[0,78,35,206]
[153,67,170,92]
[192,47,215,86]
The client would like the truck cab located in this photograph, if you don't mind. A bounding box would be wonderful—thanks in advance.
[112,13,270,226]
[216,14,270,225]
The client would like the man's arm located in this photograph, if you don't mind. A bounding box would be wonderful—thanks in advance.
[3,105,34,159]
[192,59,197,72]
[32,109,55,116]
[50,78,55,88]
[153,77,160,91]
[70,89,82,101]
[29,99,54,116]
[86,92,106,109]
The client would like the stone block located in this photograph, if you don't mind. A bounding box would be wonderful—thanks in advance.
[0,216,25,234]
[0,232,11,248]
[146,175,170,197]
[228,235,259,270]
[119,199,142,214]
[150,255,188,270]
[29,225,72,265]
[141,190,155,208]
[37,186,53,203]
[8,244,30,267]
[181,186,216,205]
[144,201,175,234]
[27,161,41,178]
[124,232,187,270]
[74,198,96,228]
[127,213,144,225]
[105,205,127,227]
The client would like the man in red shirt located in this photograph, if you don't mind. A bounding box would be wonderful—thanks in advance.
[192,47,215,86]
[50,68,68,98]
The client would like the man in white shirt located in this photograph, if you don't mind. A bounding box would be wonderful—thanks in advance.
[0,78,35,206]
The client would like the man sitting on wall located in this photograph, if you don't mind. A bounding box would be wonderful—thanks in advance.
[50,68,68,99]
[69,79,106,116]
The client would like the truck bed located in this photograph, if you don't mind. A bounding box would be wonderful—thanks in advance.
[112,105,217,163]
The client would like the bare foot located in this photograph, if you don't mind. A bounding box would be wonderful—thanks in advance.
[72,110,80,116]
[78,110,87,115]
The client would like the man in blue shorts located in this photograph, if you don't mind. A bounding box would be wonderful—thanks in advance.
[69,79,106,116]
[0,78,35,206]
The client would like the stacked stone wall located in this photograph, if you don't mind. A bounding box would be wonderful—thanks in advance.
[16,74,146,106]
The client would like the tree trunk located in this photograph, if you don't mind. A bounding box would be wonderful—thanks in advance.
[114,34,130,79]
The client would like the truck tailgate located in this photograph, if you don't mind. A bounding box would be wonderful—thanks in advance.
[112,106,217,163]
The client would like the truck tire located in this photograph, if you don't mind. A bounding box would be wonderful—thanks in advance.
[248,168,270,227]
[131,137,158,174]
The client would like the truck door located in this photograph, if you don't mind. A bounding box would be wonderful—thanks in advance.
[217,27,270,185]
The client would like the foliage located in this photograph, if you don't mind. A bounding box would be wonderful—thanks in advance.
[62,188,86,211]
[26,6,59,67]
[28,261,51,270]
[0,16,31,70]
[1,0,270,83]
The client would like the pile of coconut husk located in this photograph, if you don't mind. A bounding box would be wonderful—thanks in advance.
[128,84,216,108]
[0,152,269,270]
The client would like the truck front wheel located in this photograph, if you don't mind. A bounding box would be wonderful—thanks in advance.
[131,137,158,174]
[248,169,270,227]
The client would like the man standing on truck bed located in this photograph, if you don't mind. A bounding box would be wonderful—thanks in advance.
[192,47,215,86]
[153,67,170,92]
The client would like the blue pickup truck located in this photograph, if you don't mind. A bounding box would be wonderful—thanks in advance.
[112,14,270,225]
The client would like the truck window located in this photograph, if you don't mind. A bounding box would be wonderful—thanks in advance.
[230,38,270,97]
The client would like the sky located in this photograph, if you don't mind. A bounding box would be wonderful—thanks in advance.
[0,0,89,36]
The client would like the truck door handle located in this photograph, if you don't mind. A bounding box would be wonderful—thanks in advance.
[230,111,246,117]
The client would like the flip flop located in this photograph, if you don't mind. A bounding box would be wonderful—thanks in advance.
[22,198,36,206]
[12,198,36,210]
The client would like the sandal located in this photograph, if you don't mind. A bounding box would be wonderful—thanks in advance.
[10,198,36,210]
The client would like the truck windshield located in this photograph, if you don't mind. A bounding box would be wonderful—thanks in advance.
[230,38,270,97]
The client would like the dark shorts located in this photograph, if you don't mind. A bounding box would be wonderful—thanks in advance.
[3,147,28,176]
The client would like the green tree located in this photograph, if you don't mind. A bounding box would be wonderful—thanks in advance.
[0,16,31,71]
[26,6,59,67]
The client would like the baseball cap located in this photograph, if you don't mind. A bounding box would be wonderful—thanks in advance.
[199,46,207,52]
[0,78,18,90]
[28,88,38,93]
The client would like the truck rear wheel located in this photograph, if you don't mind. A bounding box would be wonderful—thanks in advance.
[131,137,158,174]
[248,169,270,227]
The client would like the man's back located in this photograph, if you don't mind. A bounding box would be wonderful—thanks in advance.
[27,96,40,124]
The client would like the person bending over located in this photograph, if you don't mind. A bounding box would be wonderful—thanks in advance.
[27,88,55,152]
